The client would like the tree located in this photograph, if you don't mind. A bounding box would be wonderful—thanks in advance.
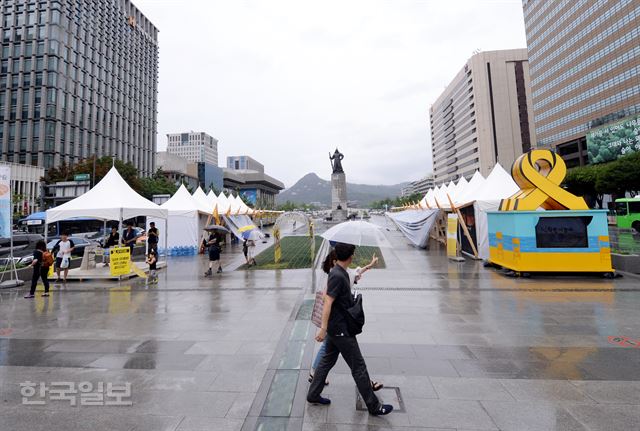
[42,156,139,190]
[596,152,640,198]
[137,169,179,200]
[563,164,605,208]
[277,201,297,212]
[563,152,640,203]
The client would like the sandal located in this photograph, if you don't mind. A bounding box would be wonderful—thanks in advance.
[371,381,384,391]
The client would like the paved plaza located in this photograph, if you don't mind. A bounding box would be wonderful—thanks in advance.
[1,217,640,431]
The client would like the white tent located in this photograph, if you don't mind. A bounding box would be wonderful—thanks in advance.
[149,185,204,251]
[206,190,218,207]
[455,171,486,207]
[46,167,167,234]
[387,209,440,248]
[471,164,520,259]
[192,187,212,213]
[214,192,227,213]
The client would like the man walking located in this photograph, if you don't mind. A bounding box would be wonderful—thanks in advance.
[307,242,393,416]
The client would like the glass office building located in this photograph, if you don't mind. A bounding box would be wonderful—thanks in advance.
[0,0,158,175]
[523,0,640,166]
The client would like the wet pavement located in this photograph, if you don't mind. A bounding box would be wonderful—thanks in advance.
[1,217,640,430]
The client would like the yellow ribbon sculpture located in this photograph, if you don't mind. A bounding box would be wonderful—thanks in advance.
[499,149,588,211]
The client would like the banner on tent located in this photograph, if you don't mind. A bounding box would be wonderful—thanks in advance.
[446,214,458,258]
[0,166,10,238]
[109,247,131,276]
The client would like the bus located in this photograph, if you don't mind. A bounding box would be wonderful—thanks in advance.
[614,198,640,232]
[17,212,104,237]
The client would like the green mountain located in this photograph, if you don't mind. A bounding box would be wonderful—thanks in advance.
[277,173,408,207]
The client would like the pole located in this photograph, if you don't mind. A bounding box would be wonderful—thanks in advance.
[92,154,97,187]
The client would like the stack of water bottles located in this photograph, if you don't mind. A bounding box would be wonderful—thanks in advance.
[160,246,198,256]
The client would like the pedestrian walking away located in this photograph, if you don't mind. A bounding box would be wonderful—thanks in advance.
[307,242,392,416]
[310,249,383,391]
[242,239,249,264]
[246,239,257,266]
[147,221,159,252]
[25,240,52,298]
[52,232,75,283]
[204,233,223,276]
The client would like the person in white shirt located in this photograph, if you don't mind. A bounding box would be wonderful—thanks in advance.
[53,232,75,283]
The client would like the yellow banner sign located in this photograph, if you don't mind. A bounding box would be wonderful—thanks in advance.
[446,214,459,258]
[109,247,131,276]
[273,227,282,264]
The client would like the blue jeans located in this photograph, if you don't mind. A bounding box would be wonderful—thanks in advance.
[312,339,327,370]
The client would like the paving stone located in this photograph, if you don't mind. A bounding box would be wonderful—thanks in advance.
[481,401,587,431]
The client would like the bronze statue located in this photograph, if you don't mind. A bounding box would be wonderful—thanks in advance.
[329,148,344,173]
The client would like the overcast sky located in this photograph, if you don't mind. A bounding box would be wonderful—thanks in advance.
[134,0,527,187]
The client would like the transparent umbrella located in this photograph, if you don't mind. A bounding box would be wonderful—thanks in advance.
[320,220,392,248]
[242,229,264,241]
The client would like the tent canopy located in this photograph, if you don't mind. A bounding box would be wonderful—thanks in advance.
[475,163,519,201]
[46,167,167,224]
[192,187,213,213]
[162,185,203,216]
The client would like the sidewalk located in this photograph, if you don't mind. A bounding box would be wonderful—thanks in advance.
[0,217,639,430]
[300,216,640,430]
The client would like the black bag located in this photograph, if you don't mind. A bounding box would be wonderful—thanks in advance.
[344,293,365,335]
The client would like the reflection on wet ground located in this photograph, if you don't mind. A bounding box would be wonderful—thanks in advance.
[1,216,639,430]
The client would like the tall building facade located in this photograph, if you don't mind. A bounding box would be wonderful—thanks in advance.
[166,132,218,166]
[0,0,159,175]
[430,50,536,184]
[523,0,640,167]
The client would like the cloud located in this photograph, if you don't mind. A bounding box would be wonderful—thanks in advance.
[134,0,526,187]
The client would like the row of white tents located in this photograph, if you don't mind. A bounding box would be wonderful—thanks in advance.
[388,163,520,259]
[45,166,263,252]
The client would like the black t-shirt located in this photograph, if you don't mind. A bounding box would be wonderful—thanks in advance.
[326,265,354,336]
[33,249,43,268]
[105,232,119,247]
[148,227,158,244]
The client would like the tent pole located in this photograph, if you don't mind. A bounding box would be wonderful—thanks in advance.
[118,208,123,247]
[164,217,168,259]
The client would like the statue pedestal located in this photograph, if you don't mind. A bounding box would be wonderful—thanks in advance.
[331,172,348,222]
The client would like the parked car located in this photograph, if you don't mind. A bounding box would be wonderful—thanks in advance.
[46,237,97,258]
[0,233,45,266]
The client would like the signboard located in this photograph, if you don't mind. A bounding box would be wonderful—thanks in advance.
[446,213,459,258]
[109,247,131,276]
[587,115,640,164]
[0,166,11,238]
[74,173,91,181]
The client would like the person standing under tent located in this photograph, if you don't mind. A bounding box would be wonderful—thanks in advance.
[52,232,75,283]
[122,223,138,256]
[204,233,223,276]
[103,226,119,267]
[307,242,392,416]
[24,240,51,298]
[147,222,159,253]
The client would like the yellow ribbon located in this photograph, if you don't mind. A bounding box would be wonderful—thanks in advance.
[500,150,588,211]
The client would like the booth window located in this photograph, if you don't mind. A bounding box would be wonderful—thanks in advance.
[535,217,592,248]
